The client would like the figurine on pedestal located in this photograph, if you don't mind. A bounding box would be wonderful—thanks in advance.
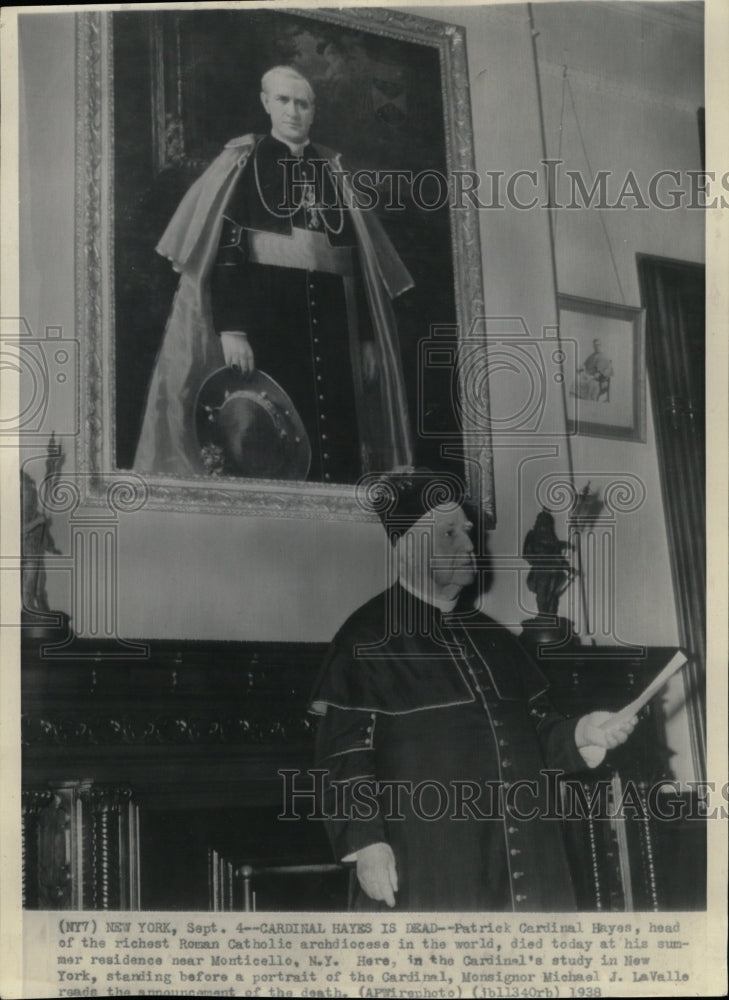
[521,508,578,647]
[20,436,71,639]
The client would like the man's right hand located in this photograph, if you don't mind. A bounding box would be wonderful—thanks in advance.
[221,331,255,374]
[356,842,398,908]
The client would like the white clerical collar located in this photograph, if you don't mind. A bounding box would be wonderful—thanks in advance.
[398,576,458,614]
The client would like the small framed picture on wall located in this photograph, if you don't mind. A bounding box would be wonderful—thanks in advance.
[560,293,646,442]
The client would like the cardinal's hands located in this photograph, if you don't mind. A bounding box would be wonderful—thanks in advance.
[222,332,375,382]
[356,842,398,908]
[576,711,638,751]
[221,331,255,375]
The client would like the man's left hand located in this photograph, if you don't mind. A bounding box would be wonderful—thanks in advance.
[576,711,638,750]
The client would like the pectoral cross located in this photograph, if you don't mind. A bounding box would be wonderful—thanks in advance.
[301,182,322,230]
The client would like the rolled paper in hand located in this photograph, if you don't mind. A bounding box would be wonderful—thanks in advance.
[600,650,687,728]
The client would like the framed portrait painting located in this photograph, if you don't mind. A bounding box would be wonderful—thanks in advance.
[75,7,495,523]
[560,293,646,442]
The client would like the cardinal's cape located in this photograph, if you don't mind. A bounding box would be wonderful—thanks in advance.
[134,134,414,476]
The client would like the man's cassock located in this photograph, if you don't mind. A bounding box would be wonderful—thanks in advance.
[310,584,591,912]
[133,133,413,481]
[209,135,375,482]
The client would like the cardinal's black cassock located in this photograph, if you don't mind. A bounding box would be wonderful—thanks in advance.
[310,583,595,912]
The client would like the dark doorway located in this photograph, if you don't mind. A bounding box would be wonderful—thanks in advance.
[637,255,705,779]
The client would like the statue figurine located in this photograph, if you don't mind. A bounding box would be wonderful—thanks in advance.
[20,436,69,636]
[521,509,578,647]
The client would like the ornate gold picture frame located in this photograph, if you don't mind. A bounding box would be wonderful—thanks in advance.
[75,8,494,522]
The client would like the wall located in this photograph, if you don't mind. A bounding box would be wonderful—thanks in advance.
[406,2,704,781]
[18,3,704,778]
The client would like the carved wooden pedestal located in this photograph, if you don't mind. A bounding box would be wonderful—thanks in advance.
[22,782,139,910]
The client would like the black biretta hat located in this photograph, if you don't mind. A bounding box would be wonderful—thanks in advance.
[357,467,473,545]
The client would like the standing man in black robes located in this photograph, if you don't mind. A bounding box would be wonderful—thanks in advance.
[134,65,413,482]
[309,471,636,910]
